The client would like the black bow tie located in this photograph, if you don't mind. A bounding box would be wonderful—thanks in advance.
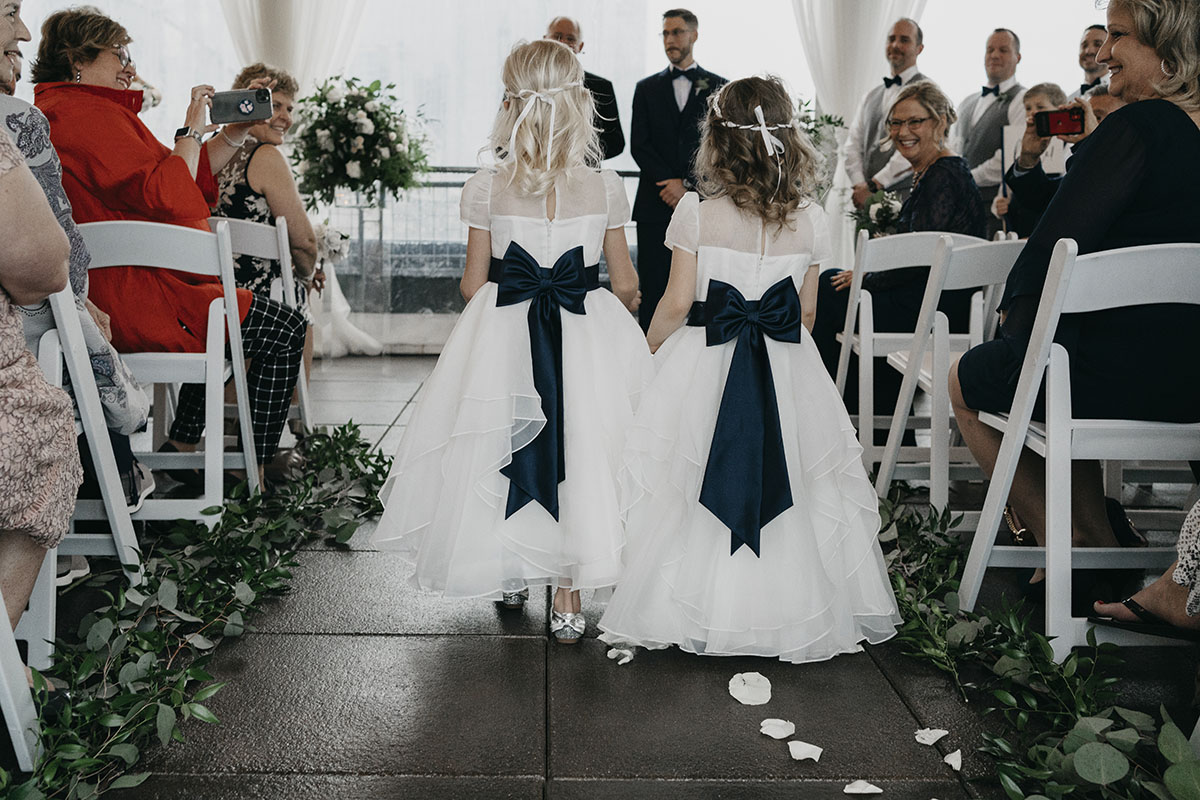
[981,85,1000,97]
[1080,78,1100,96]
[883,75,902,88]
[670,67,696,81]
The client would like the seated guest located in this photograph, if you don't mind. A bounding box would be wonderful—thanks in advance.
[813,80,986,427]
[0,125,82,686]
[993,82,1069,237]
[951,0,1200,601]
[32,8,306,486]
[0,36,152,511]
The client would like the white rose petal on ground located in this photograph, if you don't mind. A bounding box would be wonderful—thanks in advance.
[728,672,771,705]
[787,740,823,762]
[944,749,962,771]
[760,719,795,740]
[843,779,883,794]
[914,728,949,746]
[605,647,633,665]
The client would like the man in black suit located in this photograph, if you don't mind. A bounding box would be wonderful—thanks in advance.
[545,16,624,160]
[630,8,725,330]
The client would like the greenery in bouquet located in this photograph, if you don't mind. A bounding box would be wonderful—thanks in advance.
[850,190,903,238]
[795,97,844,203]
[292,76,429,209]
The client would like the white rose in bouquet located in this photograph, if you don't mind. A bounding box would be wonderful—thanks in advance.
[325,86,345,103]
[378,147,390,160]
[350,135,364,153]
[316,129,334,152]
[346,160,362,179]
[387,130,397,141]
[296,160,310,175]
[355,110,367,119]
[356,117,375,136]
[365,100,379,112]
[869,204,881,222]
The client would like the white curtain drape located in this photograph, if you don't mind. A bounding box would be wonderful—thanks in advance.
[217,0,368,94]
[791,0,928,267]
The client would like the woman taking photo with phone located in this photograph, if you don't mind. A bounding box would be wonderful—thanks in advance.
[950,0,1200,605]
[32,7,306,486]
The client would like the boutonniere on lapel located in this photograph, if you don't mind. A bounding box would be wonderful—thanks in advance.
[694,77,710,95]
[997,86,1019,104]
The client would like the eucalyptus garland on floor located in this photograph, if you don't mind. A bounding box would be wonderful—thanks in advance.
[0,424,390,799]
[879,493,1200,800]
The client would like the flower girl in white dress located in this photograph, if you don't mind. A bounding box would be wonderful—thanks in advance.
[373,40,651,643]
[599,76,900,663]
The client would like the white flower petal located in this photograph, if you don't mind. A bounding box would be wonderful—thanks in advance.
[728,672,771,705]
[787,740,823,762]
[944,749,961,771]
[914,728,949,746]
[760,719,795,740]
[605,647,634,665]
[843,780,883,794]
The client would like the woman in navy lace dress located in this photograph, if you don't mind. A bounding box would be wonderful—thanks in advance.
[812,80,986,422]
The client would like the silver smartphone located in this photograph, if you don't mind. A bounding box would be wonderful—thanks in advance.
[210,88,273,125]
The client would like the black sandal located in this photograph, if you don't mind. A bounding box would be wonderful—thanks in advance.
[1089,598,1200,642]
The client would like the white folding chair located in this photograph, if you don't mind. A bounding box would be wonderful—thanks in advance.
[78,220,260,511]
[958,239,1198,660]
[207,216,313,433]
[874,237,1025,511]
[0,580,42,772]
[834,229,985,463]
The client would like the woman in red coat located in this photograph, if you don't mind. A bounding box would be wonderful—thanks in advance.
[32,7,306,483]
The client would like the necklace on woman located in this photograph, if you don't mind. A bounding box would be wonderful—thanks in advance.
[911,149,949,192]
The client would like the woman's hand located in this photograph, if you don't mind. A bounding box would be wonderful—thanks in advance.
[308,266,326,295]
[184,85,217,136]
[830,269,853,291]
[85,298,112,342]
[223,77,276,143]
[1056,98,1099,146]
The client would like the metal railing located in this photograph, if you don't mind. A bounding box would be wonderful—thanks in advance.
[324,166,640,314]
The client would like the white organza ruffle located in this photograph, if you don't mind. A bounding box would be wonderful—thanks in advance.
[599,327,901,664]
[374,282,651,598]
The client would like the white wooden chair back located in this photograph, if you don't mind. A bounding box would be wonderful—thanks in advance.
[0,580,41,771]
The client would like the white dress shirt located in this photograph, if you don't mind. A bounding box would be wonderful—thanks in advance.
[958,76,1027,189]
[672,65,699,112]
[844,65,921,188]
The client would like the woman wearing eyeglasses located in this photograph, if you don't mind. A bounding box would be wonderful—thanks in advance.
[31,7,306,487]
[812,80,986,429]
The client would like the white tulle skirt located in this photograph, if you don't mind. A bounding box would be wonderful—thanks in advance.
[373,283,652,598]
[598,326,901,664]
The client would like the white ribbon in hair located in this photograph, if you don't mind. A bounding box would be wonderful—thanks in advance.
[720,104,791,195]
[506,81,583,169]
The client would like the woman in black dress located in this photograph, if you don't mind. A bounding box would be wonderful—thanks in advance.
[951,0,1200,598]
[813,80,986,426]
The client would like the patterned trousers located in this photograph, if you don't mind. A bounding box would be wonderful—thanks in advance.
[169,295,306,464]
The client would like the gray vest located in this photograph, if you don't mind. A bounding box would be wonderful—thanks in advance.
[958,84,1024,170]
[861,72,926,193]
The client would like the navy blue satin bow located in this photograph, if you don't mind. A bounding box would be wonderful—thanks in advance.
[883,75,902,89]
[494,241,590,521]
[981,84,1000,97]
[699,277,803,557]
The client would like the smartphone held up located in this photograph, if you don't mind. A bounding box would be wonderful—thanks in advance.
[1034,107,1084,137]
[210,88,273,125]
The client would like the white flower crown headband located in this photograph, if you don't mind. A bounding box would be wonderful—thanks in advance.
[711,89,794,196]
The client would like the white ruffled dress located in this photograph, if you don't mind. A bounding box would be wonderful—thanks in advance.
[598,194,901,663]
[373,167,652,598]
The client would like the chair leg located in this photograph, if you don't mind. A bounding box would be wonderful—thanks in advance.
[0,581,40,772]
[1045,347,1077,660]
[930,315,951,511]
[204,361,223,528]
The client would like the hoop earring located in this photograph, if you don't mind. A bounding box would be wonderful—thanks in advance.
[1161,59,1175,78]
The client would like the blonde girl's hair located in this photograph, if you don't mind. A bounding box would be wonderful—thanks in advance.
[1108,0,1200,111]
[880,79,957,151]
[486,39,600,197]
[694,75,820,232]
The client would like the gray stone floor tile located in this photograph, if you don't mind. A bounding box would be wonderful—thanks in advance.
[111,774,543,800]
[548,778,972,799]
[308,379,421,403]
[144,634,545,777]
[310,356,436,383]
[548,639,955,782]
[374,424,406,455]
[313,400,407,426]
[256,551,549,636]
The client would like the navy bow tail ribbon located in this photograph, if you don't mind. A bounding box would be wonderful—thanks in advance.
[697,277,803,557]
[493,241,590,521]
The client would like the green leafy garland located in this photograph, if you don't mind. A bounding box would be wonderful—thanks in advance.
[880,493,1200,799]
[0,424,390,799]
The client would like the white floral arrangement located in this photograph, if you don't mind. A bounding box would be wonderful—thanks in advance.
[313,221,351,265]
[292,76,428,209]
[849,190,903,238]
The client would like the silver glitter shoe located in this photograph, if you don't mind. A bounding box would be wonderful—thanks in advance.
[500,588,529,609]
[550,610,586,644]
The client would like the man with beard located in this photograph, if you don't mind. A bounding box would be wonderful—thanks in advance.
[544,16,624,160]
[1068,24,1108,100]
[629,8,725,331]
[847,18,930,207]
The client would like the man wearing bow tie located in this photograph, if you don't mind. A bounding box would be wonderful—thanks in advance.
[1068,24,1108,100]
[544,16,625,159]
[630,7,726,331]
[953,28,1026,234]
[847,18,929,208]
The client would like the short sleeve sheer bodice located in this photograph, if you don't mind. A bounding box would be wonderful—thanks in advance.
[666,193,831,300]
[460,167,630,267]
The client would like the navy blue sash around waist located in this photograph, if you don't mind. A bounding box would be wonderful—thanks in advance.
[691,277,803,557]
[491,241,600,521]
